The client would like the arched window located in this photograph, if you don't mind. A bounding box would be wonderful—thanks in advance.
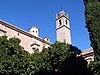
[18,33,19,36]
[59,20,61,25]
[66,20,67,25]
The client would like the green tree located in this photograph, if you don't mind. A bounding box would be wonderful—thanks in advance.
[0,36,92,75]
[84,0,100,61]
[33,42,91,75]
[0,36,31,75]
[83,0,100,74]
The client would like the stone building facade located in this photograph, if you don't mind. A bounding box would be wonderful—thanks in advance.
[0,20,51,53]
[0,10,94,62]
[82,48,94,64]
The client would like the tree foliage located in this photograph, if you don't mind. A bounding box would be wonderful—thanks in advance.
[0,36,31,75]
[33,42,91,75]
[83,0,100,74]
[0,36,91,75]
[84,0,100,61]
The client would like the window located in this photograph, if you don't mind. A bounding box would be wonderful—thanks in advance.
[18,33,19,36]
[66,20,67,25]
[59,20,61,25]
[32,47,36,51]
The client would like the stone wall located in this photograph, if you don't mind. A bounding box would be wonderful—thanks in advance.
[82,48,94,64]
[0,20,51,53]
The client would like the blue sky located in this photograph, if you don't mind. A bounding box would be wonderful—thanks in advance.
[0,0,91,50]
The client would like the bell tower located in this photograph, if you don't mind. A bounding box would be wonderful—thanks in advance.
[56,10,71,44]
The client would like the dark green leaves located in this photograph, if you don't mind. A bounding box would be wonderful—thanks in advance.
[84,0,100,74]
[0,36,91,75]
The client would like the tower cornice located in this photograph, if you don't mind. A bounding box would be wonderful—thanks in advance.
[56,25,70,30]
[56,15,69,20]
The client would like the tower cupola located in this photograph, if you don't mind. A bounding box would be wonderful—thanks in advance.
[29,26,39,37]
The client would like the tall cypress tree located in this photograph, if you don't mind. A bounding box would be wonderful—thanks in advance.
[84,0,100,74]
[84,0,100,61]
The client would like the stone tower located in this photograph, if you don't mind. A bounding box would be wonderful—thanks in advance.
[56,10,71,44]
